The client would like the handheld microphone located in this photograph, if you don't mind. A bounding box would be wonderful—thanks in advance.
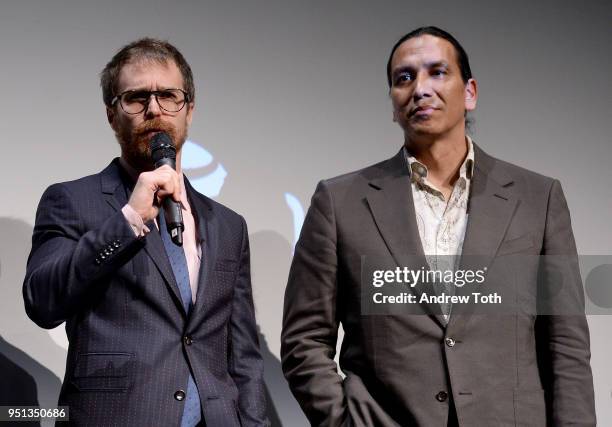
[150,132,184,246]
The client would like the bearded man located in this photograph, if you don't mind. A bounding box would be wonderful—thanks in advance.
[23,38,268,427]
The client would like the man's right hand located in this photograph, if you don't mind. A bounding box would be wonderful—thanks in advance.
[128,165,181,223]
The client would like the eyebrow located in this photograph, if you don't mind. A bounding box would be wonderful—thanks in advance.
[392,61,450,76]
[392,65,414,76]
[120,87,181,94]
[425,61,450,69]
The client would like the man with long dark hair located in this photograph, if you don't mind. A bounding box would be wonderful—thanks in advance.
[282,27,595,426]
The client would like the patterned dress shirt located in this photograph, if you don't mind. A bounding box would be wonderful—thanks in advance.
[403,136,475,319]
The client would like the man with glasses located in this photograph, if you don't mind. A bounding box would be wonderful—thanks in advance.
[24,38,268,426]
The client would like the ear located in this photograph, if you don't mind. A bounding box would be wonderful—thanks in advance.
[185,102,195,127]
[390,91,399,123]
[464,78,478,112]
[106,106,117,130]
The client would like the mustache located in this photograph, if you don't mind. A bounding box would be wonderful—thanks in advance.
[133,119,177,141]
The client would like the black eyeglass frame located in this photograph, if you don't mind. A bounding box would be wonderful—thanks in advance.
[111,88,191,114]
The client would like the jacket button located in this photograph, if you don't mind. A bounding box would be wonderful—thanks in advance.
[445,337,456,347]
[174,390,186,401]
[436,391,448,402]
[184,336,193,346]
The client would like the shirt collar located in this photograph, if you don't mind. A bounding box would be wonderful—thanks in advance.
[403,136,475,182]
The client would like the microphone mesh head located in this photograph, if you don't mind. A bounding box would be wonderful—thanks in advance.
[150,132,176,162]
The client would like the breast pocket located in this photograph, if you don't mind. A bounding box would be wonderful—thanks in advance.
[205,259,239,309]
[497,234,535,256]
[71,352,134,392]
[214,259,238,273]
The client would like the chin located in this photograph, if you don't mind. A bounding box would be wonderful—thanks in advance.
[125,154,154,172]
[409,126,440,136]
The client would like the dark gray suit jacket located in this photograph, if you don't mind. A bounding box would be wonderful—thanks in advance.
[23,159,268,426]
[281,144,595,426]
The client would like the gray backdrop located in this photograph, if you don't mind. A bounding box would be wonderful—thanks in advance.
[0,0,610,425]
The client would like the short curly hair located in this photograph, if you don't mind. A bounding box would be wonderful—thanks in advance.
[100,38,195,107]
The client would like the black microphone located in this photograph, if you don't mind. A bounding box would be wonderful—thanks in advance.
[150,132,184,246]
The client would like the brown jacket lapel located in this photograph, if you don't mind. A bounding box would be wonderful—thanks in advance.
[365,149,446,327]
[449,143,519,331]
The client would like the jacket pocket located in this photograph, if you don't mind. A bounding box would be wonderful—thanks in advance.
[71,352,134,392]
[201,398,241,427]
[497,234,535,256]
[513,388,546,426]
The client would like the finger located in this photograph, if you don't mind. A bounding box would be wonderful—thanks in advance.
[153,190,161,207]
[154,170,176,191]
[156,188,175,202]
[172,172,182,202]
[155,168,180,202]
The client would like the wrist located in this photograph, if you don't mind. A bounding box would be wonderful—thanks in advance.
[122,204,150,237]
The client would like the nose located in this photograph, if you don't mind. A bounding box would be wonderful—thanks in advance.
[412,71,432,101]
[144,93,162,118]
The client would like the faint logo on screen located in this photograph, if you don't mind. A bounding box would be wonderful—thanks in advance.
[182,140,228,198]
[183,139,304,249]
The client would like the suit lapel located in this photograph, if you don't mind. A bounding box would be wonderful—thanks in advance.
[449,144,518,330]
[100,159,128,212]
[141,176,221,320]
[142,222,187,317]
[364,144,520,330]
[184,178,218,322]
[100,158,187,317]
[365,150,446,327]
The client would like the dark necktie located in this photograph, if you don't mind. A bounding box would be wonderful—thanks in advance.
[159,212,202,427]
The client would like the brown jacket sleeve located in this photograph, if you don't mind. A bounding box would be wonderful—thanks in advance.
[281,180,349,427]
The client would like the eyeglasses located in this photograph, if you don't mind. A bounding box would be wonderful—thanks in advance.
[111,88,190,114]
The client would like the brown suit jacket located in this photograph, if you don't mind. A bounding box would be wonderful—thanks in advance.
[281,143,595,426]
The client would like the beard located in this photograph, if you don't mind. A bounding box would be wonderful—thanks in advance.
[116,118,187,172]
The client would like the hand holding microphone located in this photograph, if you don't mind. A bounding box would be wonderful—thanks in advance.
[127,132,184,246]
